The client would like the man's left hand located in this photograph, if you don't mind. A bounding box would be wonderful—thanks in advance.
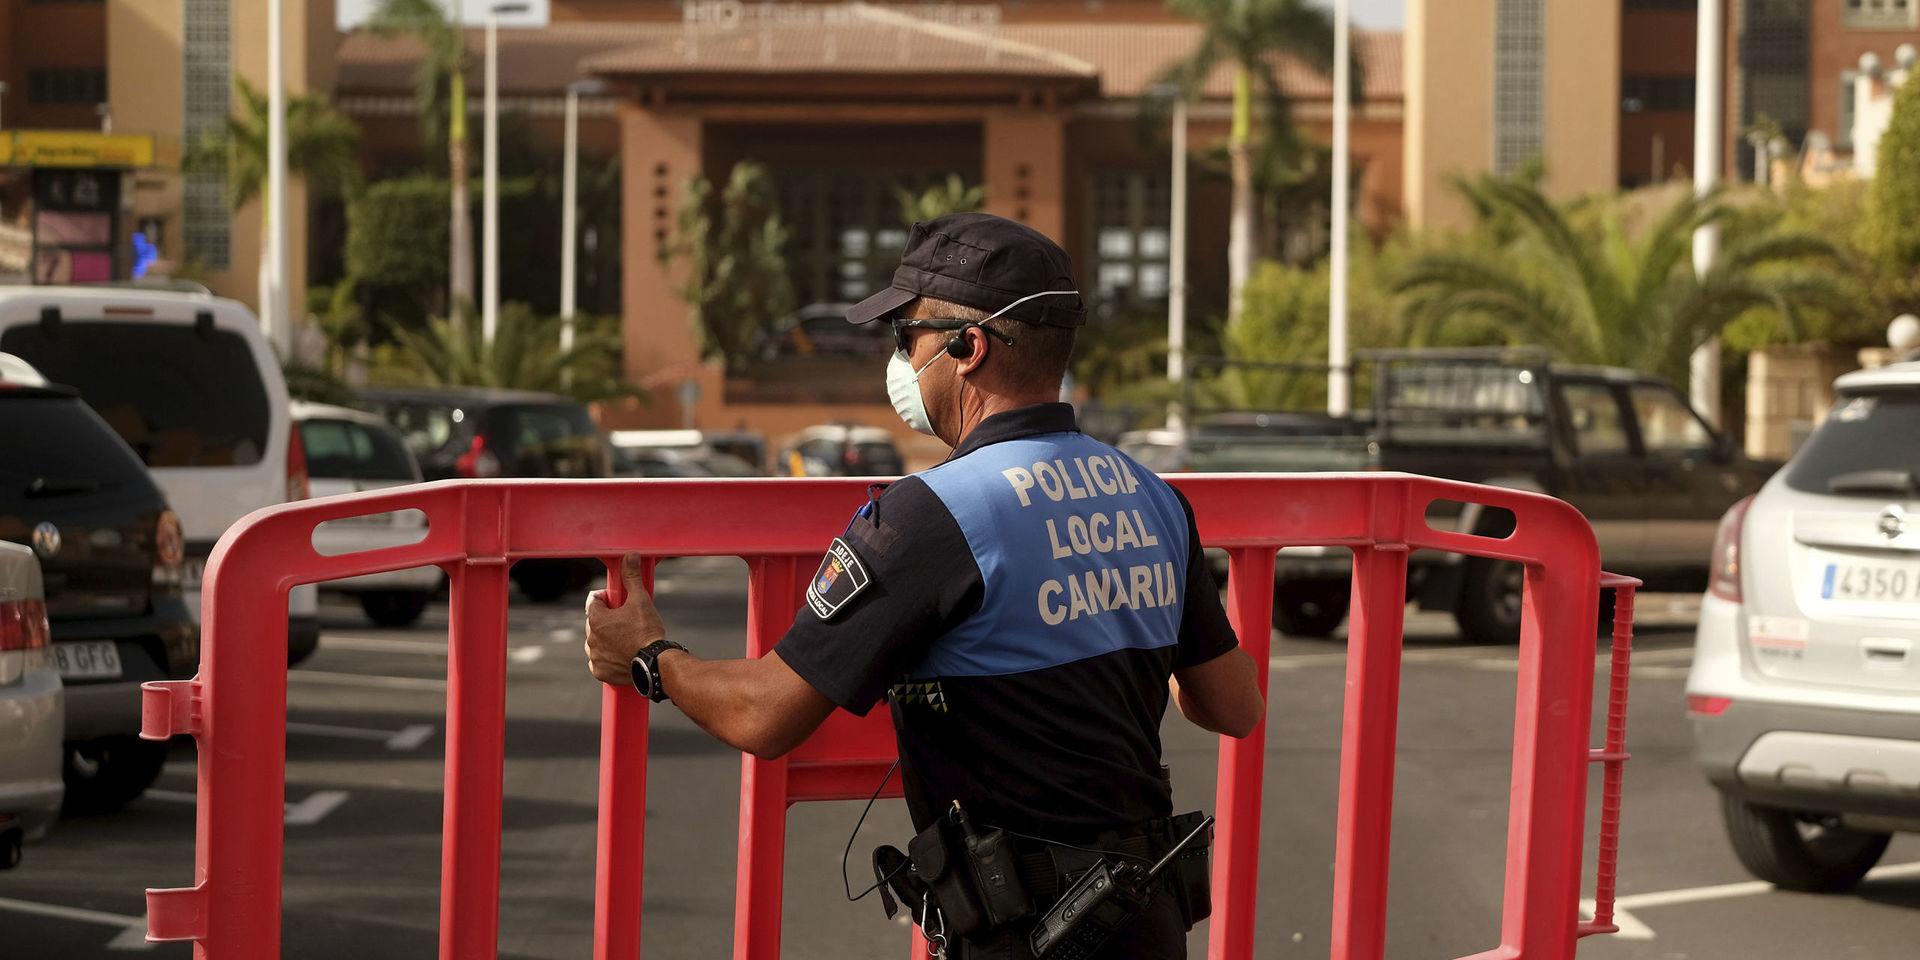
[585,552,668,686]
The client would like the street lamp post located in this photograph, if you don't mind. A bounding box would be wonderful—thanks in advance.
[561,78,608,371]
[1690,0,1724,427]
[483,2,529,347]
[266,0,289,357]
[1328,0,1351,417]
[1168,95,1189,433]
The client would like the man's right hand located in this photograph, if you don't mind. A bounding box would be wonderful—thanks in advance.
[584,552,668,686]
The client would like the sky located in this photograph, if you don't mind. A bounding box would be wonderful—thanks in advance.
[336,0,1404,32]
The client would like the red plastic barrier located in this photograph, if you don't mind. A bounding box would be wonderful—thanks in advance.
[138,474,1636,959]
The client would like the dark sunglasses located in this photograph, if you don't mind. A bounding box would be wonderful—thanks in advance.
[889,318,1018,355]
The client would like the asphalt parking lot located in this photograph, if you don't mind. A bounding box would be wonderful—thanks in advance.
[1,560,1915,958]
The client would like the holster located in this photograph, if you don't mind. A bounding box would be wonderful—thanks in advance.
[872,808,1034,940]
[1162,810,1213,929]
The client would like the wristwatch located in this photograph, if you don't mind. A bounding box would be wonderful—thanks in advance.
[629,639,687,703]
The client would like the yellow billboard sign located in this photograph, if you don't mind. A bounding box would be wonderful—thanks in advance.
[3,131,157,168]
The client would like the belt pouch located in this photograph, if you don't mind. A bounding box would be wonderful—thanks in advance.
[1167,810,1214,928]
[907,819,990,937]
[962,824,1033,928]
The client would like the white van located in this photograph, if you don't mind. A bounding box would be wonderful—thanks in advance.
[0,286,321,661]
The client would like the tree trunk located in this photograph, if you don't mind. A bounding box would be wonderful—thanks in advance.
[1226,66,1256,328]
[448,69,474,318]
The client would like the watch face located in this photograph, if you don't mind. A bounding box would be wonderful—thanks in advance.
[632,657,658,699]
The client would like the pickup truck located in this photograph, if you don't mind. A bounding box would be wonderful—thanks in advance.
[1121,349,1778,643]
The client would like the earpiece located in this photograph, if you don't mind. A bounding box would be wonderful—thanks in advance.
[944,333,975,360]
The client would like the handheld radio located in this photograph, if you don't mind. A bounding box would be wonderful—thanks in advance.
[1027,816,1214,959]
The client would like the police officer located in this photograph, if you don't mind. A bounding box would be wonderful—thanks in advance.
[586,213,1265,958]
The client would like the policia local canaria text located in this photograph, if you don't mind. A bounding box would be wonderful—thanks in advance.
[999,454,1180,628]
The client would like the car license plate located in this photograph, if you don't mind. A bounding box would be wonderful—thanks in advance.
[54,641,123,680]
[1819,560,1920,605]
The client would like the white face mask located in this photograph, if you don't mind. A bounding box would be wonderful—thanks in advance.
[886,347,947,436]
[883,289,1079,438]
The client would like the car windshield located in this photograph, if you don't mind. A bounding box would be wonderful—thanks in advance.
[1784,389,1920,497]
[300,418,417,482]
[378,401,466,459]
[0,395,152,503]
[1,321,270,467]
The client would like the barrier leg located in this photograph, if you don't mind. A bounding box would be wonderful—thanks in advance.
[734,556,805,960]
[1208,547,1276,960]
[1499,561,1599,959]
[595,558,655,959]
[440,560,512,960]
[1329,544,1409,960]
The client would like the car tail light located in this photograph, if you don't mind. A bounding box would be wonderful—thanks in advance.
[286,423,310,502]
[153,510,185,588]
[1687,694,1732,716]
[0,599,50,651]
[1708,496,1753,603]
[455,435,502,479]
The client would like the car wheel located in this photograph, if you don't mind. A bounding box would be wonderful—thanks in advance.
[360,590,431,628]
[1454,557,1524,645]
[1720,794,1891,892]
[62,736,170,816]
[1272,580,1350,638]
[513,564,574,604]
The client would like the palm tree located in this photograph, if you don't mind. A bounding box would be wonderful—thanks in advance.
[181,77,360,344]
[895,175,985,226]
[1156,0,1347,326]
[369,0,474,317]
[380,303,635,402]
[1394,174,1852,383]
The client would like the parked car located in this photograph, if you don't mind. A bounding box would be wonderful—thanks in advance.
[0,286,322,663]
[0,541,63,864]
[1687,360,1920,892]
[357,387,610,601]
[608,429,764,477]
[0,353,194,814]
[294,402,438,628]
[1127,349,1776,642]
[778,424,906,477]
[757,302,890,361]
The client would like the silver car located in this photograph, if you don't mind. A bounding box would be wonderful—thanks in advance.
[0,540,65,867]
[1688,360,1920,891]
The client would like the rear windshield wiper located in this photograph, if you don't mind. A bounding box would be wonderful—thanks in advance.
[1826,469,1918,496]
[24,476,112,498]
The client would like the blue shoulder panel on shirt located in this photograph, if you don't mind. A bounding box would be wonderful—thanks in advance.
[913,433,1190,678]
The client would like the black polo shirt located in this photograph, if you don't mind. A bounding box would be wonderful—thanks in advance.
[774,403,1239,837]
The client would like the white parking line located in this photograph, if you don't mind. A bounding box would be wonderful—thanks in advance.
[286,720,436,751]
[0,896,151,950]
[508,646,547,665]
[143,788,350,826]
[547,626,578,644]
[1581,860,1920,940]
[290,670,446,692]
[322,635,448,656]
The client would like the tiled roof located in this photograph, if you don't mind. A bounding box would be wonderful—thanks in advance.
[999,23,1402,100]
[336,16,1402,102]
[579,6,1097,79]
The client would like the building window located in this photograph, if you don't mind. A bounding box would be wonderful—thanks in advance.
[1843,0,1917,29]
[772,168,949,307]
[1087,170,1170,306]
[1493,0,1546,175]
[184,0,231,270]
[26,68,106,105]
[1621,75,1697,113]
[1738,0,1811,180]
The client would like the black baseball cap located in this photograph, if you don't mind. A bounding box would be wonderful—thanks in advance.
[846,212,1087,328]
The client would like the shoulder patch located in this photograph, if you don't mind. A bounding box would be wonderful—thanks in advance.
[806,538,872,620]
